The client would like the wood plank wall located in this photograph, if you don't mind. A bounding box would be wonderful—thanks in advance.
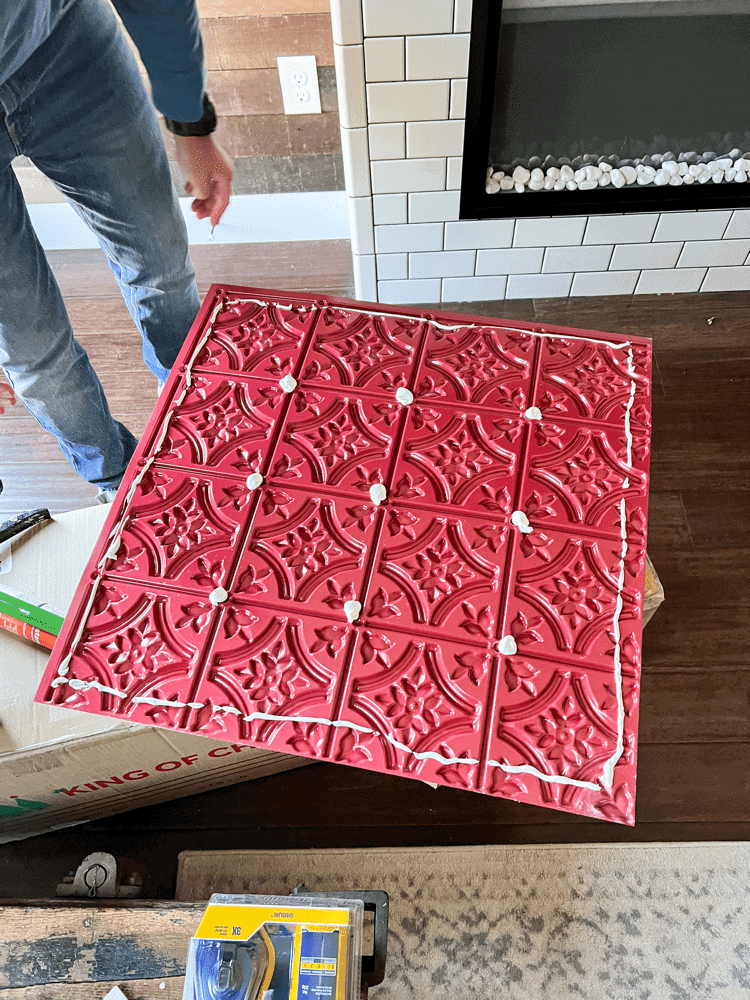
[158,1,342,194]
[13,0,342,202]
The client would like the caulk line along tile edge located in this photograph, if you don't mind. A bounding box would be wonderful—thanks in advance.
[36,285,652,824]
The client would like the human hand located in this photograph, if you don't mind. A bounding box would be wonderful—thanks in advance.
[174,134,233,227]
[0,381,16,415]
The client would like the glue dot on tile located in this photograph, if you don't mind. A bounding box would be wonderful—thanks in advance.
[496,635,518,656]
[210,587,228,605]
[510,510,533,534]
[279,374,297,393]
[395,387,413,405]
[343,600,362,624]
[369,484,387,506]
[524,406,542,420]
[246,473,264,490]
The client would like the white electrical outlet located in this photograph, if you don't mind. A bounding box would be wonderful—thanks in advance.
[277,55,321,115]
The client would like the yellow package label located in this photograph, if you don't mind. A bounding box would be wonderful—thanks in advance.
[195,903,351,940]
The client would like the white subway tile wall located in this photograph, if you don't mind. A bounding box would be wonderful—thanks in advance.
[406,120,465,158]
[725,210,750,239]
[635,268,707,295]
[374,222,444,253]
[514,217,588,248]
[542,244,613,273]
[362,0,454,38]
[653,211,731,242]
[405,34,470,80]
[409,249,476,278]
[609,242,683,271]
[583,215,659,245]
[367,123,405,160]
[347,196,375,255]
[476,247,544,275]
[367,80,450,123]
[445,219,514,249]
[378,278,442,303]
[352,252,377,300]
[506,273,573,298]
[677,240,750,268]
[377,253,409,279]
[332,0,750,302]
[570,271,640,297]
[373,193,407,225]
[330,0,364,46]
[333,42,367,129]
[454,0,473,33]
[702,266,750,292]
[371,157,446,194]
[364,36,405,82]
[443,275,507,300]
[449,78,467,119]
[367,122,406,160]
[339,127,371,197]
[446,157,463,190]
[409,190,461,223]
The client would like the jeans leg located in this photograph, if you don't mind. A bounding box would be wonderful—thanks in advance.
[0,128,138,490]
[17,0,201,385]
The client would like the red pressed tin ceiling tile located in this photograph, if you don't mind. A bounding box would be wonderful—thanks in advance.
[36,287,652,826]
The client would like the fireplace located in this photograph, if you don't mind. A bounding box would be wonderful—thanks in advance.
[330,0,750,305]
[460,0,750,219]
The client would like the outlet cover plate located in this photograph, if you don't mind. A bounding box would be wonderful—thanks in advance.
[277,55,321,115]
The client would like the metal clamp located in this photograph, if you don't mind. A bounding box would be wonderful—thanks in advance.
[56,852,144,898]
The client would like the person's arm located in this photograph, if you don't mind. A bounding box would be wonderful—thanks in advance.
[111,0,232,226]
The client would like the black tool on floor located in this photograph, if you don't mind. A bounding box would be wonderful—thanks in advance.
[0,508,51,545]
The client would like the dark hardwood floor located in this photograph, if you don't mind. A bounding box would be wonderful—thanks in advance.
[1,250,749,899]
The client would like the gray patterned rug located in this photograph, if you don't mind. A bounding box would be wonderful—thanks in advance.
[176,843,750,999]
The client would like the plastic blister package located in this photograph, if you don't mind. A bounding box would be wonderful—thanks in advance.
[183,893,364,1000]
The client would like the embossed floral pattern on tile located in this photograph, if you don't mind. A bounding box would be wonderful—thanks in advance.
[36,288,652,826]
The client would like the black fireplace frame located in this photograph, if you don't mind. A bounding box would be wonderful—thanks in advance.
[459,0,750,220]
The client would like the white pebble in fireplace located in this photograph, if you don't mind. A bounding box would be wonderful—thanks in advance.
[487,153,750,195]
[330,0,750,304]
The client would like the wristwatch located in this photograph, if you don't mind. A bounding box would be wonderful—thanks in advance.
[164,93,217,137]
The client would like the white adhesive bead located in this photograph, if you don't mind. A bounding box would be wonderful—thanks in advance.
[395,387,413,405]
[497,635,518,656]
[210,587,228,605]
[246,473,264,490]
[524,406,542,420]
[279,374,297,393]
[510,510,533,534]
[343,600,362,624]
[369,484,387,506]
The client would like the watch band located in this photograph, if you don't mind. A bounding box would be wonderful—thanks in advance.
[164,94,217,137]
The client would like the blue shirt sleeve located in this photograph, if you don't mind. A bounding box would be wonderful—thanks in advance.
[111,0,206,123]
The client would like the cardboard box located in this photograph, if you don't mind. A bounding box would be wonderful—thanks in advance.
[0,505,306,844]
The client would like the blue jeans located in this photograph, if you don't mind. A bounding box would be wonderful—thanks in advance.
[0,0,200,490]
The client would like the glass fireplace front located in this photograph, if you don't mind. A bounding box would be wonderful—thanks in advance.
[460,0,750,219]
